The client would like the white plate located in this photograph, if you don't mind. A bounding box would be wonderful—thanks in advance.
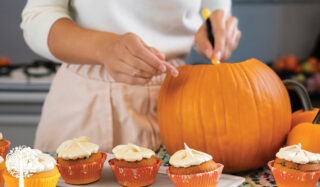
[57,154,245,187]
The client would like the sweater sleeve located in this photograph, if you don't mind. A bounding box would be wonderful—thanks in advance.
[201,0,232,14]
[21,0,71,62]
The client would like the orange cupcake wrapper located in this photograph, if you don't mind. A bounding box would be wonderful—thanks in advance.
[3,167,60,187]
[0,140,10,160]
[268,160,320,187]
[56,152,107,184]
[109,158,162,187]
[166,163,224,187]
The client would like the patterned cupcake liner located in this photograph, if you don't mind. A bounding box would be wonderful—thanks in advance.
[0,140,10,160]
[268,160,320,187]
[166,163,224,187]
[3,166,60,187]
[56,152,107,184]
[108,158,162,187]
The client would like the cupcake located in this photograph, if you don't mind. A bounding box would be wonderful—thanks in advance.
[56,136,107,184]
[109,143,161,187]
[3,146,60,187]
[166,143,224,187]
[0,156,4,187]
[268,143,320,187]
[0,132,10,159]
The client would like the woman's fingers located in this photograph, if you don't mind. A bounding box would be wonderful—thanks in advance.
[146,44,179,77]
[194,9,241,62]
[194,26,214,59]
[210,9,227,61]
[119,47,157,76]
[124,33,167,73]
[103,32,179,85]
[234,29,242,51]
[164,62,179,77]
[222,16,240,61]
[116,59,153,79]
[148,47,166,61]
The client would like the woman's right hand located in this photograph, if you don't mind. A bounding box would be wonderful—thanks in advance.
[97,32,179,85]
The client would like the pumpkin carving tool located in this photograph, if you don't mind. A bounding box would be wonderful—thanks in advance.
[202,8,220,65]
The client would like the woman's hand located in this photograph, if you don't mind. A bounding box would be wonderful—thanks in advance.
[195,9,241,62]
[48,19,178,85]
[97,32,178,85]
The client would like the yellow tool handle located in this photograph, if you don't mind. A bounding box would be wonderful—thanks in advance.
[201,8,220,65]
[202,8,211,20]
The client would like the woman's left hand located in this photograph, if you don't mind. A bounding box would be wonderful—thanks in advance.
[195,9,241,62]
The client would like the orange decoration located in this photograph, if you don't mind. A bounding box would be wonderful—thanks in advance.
[283,80,319,129]
[158,59,292,172]
[284,55,299,71]
[274,59,285,70]
[286,110,320,153]
[0,57,11,66]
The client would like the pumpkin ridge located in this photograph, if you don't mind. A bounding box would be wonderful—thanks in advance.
[229,63,244,169]
[217,64,229,165]
[208,66,224,162]
[259,61,291,161]
[234,63,252,169]
[178,67,189,150]
[259,62,280,162]
[198,66,208,154]
[259,62,279,164]
[226,63,245,169]
[210,67,225,163]
[239,62,264,170]
[263,61,292,144]
[248,62,275,166]
[184,65,202,149]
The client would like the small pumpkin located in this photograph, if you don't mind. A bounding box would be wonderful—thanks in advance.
[286,110,320,153]
[158,58,292,172]
[283,80,319,128]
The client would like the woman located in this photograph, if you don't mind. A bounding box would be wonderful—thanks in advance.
[21,0,241,152]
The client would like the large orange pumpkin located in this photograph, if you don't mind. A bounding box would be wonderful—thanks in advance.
[283,80,319,129]
[158,59,292,172]
[286,110,320,153]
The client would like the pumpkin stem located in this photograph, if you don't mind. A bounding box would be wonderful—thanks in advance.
[283,80,313,112]
[312,110,320,124]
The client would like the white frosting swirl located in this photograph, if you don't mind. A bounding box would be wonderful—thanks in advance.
[56,136,99,160]
[5,147,56,177]
[112,143,155,162]
[0,132,3,140]
[276,143,320,164]
[169,143,213,168]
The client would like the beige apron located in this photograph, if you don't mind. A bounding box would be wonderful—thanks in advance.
[34,59,184,153]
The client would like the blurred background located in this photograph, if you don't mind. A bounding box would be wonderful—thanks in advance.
[0,0,319,147]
